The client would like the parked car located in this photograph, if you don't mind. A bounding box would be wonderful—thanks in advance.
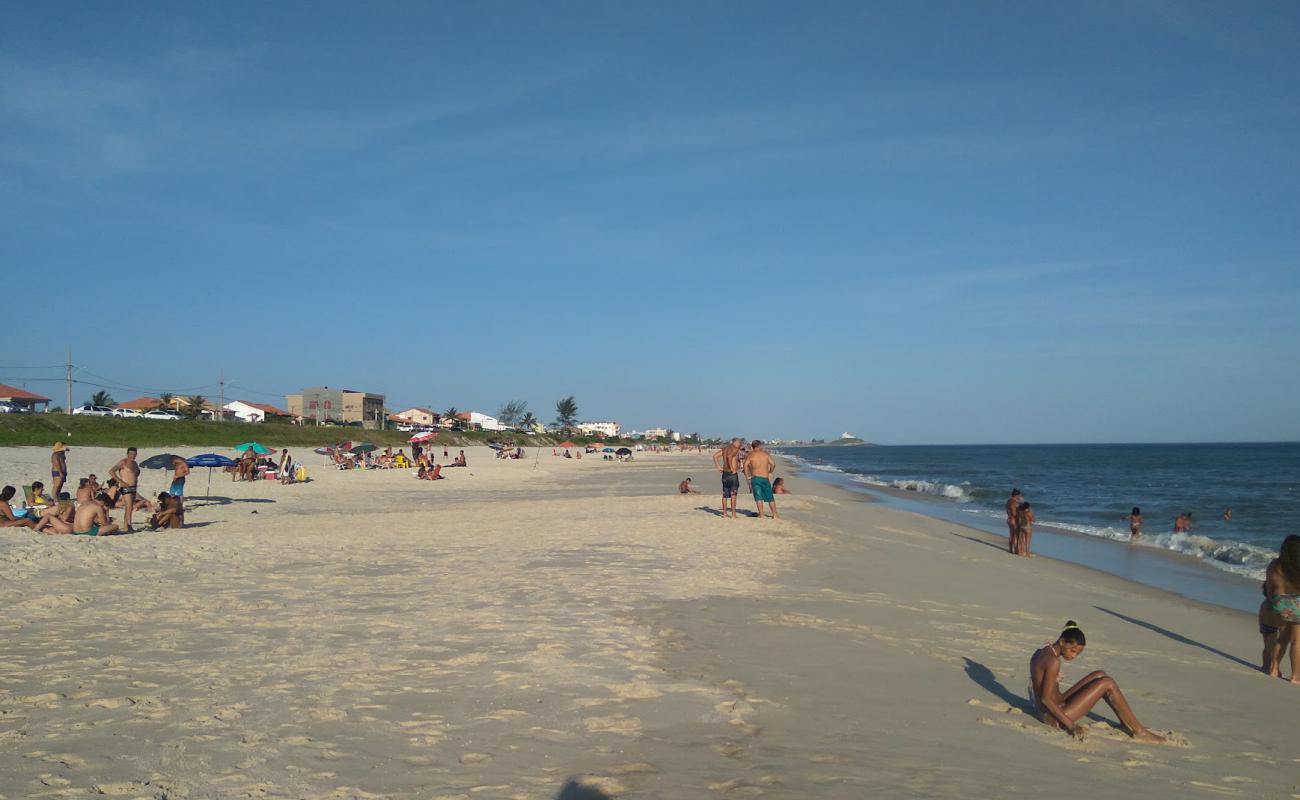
[142,409,183,421]
[72,404,114,417]
[111,408,142,418]
[0,401,15,413]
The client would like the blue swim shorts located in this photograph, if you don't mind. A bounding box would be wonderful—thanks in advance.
[750,476,774,503]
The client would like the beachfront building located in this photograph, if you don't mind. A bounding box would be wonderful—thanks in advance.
[576,420,621,438]
[225,400,292,423]
[456,411,504,432]
[0,383,51,412]
[643,427,669,439]
[286,386,386,429]
[391,407,440,427]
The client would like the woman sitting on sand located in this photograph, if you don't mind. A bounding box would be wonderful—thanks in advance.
[1029,621,1165,743]
[1261,535,1300,683]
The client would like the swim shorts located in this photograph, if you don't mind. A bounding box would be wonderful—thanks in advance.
[1260,622,1280,637]
[721,471,740,499]
[75,524,100,537]
[169,478,186,497]
[120,485,137,496]
[750,476,774,503]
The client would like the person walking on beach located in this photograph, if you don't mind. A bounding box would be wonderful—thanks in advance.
[743,440,779,520]
[712,438,743,519]
[108,447,141,532]
[1262,535,1300,683]
[1128,507,1143,541]
[50,442,69,499]
[1015,502,1035,557]
[1029,621,1165,743]
[1005,489,1023,553]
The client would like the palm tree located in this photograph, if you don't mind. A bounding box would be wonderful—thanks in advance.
[157,392,175,411]
[519,411,538,432]
[555,396,578,431]
[183,395,207,420]
[497,399,528,427]
[90,390,114,407]
[443,407,462,431]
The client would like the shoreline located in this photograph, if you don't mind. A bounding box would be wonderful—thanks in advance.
[781,456,1263,613]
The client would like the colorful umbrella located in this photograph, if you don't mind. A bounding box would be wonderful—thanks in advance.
[313,446,335,456]
[409,431,437,443]
[235,442,274,455]
[601,447,615,453]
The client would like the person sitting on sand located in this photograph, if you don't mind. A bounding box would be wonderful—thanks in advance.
[29,481,54,508]
[773,477,791,495]
[451,450,467,467]
[148,492,183,530]
[427,464,445,480]
[0,485,39,529]
[33,493,76,534]
[71,493,121,536]
[1128,507,1143,541]
[105,478,154,514]
[679,477,698,494]
[1262,535,1300,683]
[1030,621,1165,743]
[416,466,428,480]
[1015,502,1035,557]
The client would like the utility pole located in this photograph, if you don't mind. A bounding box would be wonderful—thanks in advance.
[219,370,225,422]
[65,347,72,413]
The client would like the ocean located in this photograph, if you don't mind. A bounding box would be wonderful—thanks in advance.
[779,442,1299,609]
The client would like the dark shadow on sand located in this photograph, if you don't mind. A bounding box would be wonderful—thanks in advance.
[1094,606,1256,671]
[186,496,277,510]
[555,778,612,800]
[695,506,762,518]
[962,657,1036,714]
[950,531,1007,552]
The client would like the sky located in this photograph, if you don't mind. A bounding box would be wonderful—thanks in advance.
[2,1,1298,444]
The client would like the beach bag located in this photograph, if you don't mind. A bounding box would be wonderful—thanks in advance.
[295,465,307,482]
[1273,595,1300,623]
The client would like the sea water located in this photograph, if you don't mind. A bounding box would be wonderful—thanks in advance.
[780,443,1298,609]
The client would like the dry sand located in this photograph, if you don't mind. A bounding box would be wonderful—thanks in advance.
[1,446,1296,798]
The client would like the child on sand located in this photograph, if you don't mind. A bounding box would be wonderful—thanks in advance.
[1029,621,1165,743]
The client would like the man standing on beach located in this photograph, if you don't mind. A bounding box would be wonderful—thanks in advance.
[50,442,69,499]
[1006,488,1023,553]
[743,440,779,520]
[168,455,190,505]
[109,447,141,532]
[712,438,743,519]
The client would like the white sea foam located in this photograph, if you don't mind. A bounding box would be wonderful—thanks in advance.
[1044,520,1272,581]
[845,474,973,502]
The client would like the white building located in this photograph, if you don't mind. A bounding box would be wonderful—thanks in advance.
[457,411,504,432]
[576,420,621,438]
[224,400,291,423]
[643,427,669,439]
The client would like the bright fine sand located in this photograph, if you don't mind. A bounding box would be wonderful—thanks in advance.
[1,447,1297,799]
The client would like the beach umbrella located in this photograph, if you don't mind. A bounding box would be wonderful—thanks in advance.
[409,431,437,443]
[616,447,632,456]
[601,447,615,453]
[313,446,335,456]
[559,441,577,448]
[186,453,237,499]
[349,442,377,454]
[235,442,274,455]
[140,453,182,470]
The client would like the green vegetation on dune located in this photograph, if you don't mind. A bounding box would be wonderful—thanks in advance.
[0,415,651,450]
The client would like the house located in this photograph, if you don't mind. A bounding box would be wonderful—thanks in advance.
[643,427,669,439]
[286,386,386,429]
[114,396,167,412]
[225,400,292,423]
[391,407,440,427]
[0,383,51,412]
[576,421,621,438]
[456,411,503,432]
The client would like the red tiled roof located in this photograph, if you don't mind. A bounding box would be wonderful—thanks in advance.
[0,383,51,402]
[241,401,290,416]
[115,396,163,410]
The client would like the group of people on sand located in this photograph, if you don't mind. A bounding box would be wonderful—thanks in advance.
[231,448,297,483]
[412,448,466,481]
[1005,489,1035,556]
[706,438,785,520]
[0,444,185,536]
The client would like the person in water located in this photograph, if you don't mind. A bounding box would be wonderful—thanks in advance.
[1029,621,1165,743]
[1262,534,1300,683]
[1128,507,1143,541]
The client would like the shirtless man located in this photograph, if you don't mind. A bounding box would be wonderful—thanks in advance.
[73,494,120,537]
[712,438,744,519]
[743,440,779,519]
[50,442,69,499]
[1005,489,1023,553]
[678,477,698,494]
[109,447,141,532]
[169,455,190,505]
[0,485,39,528]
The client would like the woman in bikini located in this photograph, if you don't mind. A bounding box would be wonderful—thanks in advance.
[1029,621,1165,743]
[1262,535,1300,683]
[1128,506,1143,541]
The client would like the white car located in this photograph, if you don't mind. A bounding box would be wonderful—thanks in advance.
[142,409,182,421]
[72,404,114,417]
[111,408,142,418]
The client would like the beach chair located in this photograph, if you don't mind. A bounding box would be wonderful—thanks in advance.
[22,484,50,512]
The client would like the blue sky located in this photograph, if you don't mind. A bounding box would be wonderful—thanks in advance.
[3,2,1297,443]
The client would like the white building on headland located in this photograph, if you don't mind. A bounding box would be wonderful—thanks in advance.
[841,431,858,440]
[643,427,669,439]
[577,420,621,438]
